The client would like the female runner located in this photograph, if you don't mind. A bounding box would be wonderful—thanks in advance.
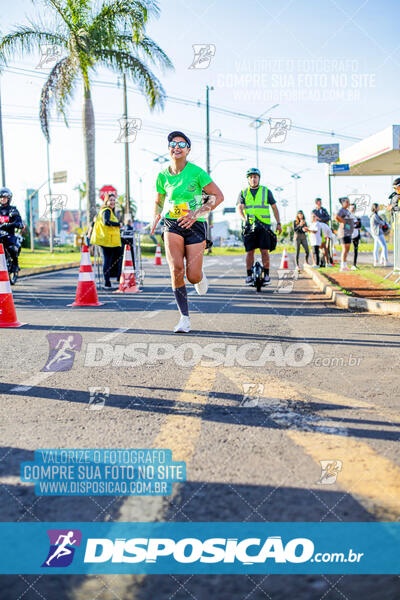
[151,130,224,332]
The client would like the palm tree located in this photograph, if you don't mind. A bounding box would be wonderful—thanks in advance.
[0,0,172,223]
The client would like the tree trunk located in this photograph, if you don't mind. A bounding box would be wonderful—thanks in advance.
[83,87,96,225]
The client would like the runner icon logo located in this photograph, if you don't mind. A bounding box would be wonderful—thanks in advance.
[317,460,343,485]
[274,269,298,294]
[188,44,216,70]
[88,387,109,410]
[240,383,264,407]
[42,529,82,567]
[264,118,291,144]
[42,333,83,372]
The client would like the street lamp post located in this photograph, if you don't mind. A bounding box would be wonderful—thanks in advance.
[206,85,214,253]
[249,104,279,168]
[0,80,5,186]
[291,173,301,215]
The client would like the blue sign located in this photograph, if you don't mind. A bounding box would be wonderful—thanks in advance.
[332,164,350,173]
[0,522,399,574]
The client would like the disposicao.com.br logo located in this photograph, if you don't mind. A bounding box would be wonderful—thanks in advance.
[82,536,363,566]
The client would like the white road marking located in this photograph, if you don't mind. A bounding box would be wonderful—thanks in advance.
[10,371,53,393]
[99,327,130,342]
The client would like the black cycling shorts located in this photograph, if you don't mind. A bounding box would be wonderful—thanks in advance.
[163,218,207,245]
[243,225,271,252]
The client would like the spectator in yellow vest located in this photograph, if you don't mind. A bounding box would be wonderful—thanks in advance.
[90,193,122,289]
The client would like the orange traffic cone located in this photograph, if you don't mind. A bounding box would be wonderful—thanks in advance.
[0,244,25,327]
[114,244,140,293]
[154,243,162,266]
[68,244,103,307]
[279,247,289,270]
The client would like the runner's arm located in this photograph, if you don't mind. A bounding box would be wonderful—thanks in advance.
[177,181,224,229]
[150,193,165,235]
[271,203,282,234]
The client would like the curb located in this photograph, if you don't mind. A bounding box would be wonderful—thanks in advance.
[303,264,400,316]
[19,262,81,278]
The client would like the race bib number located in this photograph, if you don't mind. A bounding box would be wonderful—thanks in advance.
[0,216,9,223]
[169,203,189,218]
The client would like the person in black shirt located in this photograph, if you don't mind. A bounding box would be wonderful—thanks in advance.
[312,198,330,224]
[0,187,23,272]
[349,203,361,270]
[293,210,310,269]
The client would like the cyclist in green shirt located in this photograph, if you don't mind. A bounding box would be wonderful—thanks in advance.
[151,131,224,333]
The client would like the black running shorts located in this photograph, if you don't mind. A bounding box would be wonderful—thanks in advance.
[163,218,207,245]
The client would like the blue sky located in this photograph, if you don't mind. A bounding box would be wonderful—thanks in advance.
[1,0,399,226]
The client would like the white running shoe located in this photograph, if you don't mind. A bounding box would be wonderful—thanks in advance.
[340,265,350,271]
[350,266,358,271]
[194,271,208,295]
[174,315,191,333]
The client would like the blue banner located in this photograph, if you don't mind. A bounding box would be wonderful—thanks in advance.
[0,522,399,574]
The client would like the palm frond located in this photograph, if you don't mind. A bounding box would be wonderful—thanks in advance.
[120,34,173,72]
[0,28,67,62]
[90,0,160,38]
[94,48,166,109]
[40,55,79,141]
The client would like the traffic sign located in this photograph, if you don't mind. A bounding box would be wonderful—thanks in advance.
[53,170,67,183]
[332,164,350,173]
[317,144,340,164]
[99,185,117,200]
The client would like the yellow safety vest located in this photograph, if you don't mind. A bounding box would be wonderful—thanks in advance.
[242,186,271,225]
[90,206,121,247]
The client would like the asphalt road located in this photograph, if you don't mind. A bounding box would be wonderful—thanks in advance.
[1,252,400,600]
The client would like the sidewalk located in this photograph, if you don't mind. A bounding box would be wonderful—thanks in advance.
[304,263,400,316]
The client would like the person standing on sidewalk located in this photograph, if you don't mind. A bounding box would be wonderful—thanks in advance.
[370,203,390,267]
[349,203,361,270]
[293,210,310,270]
[90,193,122,289]
[306,212,322,268]
[336,197,354,272]
[312,198,330,224]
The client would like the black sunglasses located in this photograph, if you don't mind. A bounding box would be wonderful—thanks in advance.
[169,141,189,148]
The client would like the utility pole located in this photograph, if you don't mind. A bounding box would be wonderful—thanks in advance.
[123,73,131,221]
[47,141,53,252]
[206,85,213,253]
[0,81,6,186]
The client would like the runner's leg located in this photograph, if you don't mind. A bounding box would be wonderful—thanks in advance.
[185,241,206,284]
[165,232,188,316]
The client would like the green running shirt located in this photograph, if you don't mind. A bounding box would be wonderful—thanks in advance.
[156,161,213,221]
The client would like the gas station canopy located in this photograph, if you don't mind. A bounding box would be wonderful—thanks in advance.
[333,125,400,176]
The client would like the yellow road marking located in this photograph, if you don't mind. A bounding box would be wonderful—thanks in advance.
[221,367,400,519]
[153,365,217,463]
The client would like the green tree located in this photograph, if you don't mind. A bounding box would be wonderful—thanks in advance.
[0,0,172,223]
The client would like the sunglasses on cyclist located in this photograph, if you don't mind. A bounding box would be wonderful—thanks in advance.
[168,141,188,148]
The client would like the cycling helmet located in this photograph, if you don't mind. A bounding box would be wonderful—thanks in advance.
[246,168,261,178]
[0,187,12,200]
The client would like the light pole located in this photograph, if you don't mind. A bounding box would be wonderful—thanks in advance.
[291,173,301,215]
[123,73,131,221]
[0,80,5,186]
[46,141,53,252]
[249,104,279,168]
[206,85,214,253]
